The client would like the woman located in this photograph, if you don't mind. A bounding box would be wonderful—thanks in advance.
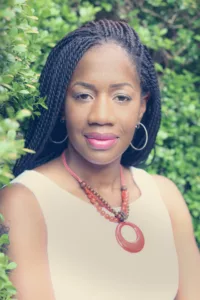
[0,19,199,300]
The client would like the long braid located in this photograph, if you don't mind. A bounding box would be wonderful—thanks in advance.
[13,19,161,177]
[121,44,161,166]
[13,37,99,175]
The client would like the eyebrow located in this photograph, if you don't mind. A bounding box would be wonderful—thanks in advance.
[72,81,134,91]
[110,83,134,90]
[72,82,97,91]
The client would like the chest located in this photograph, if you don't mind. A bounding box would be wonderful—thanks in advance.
[39,188,179,300]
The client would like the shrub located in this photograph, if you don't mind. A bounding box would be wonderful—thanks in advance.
[0,0,199,298]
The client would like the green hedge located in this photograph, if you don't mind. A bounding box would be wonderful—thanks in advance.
[0,0,199,298]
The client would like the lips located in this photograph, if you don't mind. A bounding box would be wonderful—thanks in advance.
[84,132,118,150]
[84,133,118,140]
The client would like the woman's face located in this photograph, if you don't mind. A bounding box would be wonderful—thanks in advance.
[64,42,147,165]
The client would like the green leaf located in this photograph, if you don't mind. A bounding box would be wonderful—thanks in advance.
[7,129,16,140]
[14,44,27,52]
[6,262,17,270]
[0,214,5,222]
[15,0,26,4]
[0,234,9,247]
[39,102,48,109]
[194,35,200,41]
[27,16,39,20]
[101,2,112,12]
[19,90,30,94]
[6,54,16,63]
[2,75,14,84]
[22,148,36,154]
[16,109,31,120]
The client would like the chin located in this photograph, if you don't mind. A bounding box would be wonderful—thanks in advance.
[87,157,119,166]
[68,139,125,166]
[78,148,123,167]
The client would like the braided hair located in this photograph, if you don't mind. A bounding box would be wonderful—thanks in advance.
[13,19,161,177]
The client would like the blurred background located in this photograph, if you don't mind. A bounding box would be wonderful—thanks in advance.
[1,0,200,247]
[0,0,200,296]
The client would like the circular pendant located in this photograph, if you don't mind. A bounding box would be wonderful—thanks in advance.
[115,221,145,253]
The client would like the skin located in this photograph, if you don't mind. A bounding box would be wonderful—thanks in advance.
[61,42,147,195]
[0,42,199,299]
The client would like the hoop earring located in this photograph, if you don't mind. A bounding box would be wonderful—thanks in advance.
[49,134,68,144]
[130,122,148,151]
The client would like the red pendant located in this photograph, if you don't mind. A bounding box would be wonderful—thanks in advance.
[115,222,145,253]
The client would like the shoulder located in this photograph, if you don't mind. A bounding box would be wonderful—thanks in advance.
[0,184,55,299]
[0,183,47,259]
[0,182,36,206]
[132,167,187,218]
[151,176,200,298]
[151,174,181,205]
[0,183,46,230]
[130,167,184,218]
[151,174,198,239]
[151,174,190,223]
[0,183,47,266]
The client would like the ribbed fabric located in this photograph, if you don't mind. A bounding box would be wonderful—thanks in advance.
[10,167,179,300]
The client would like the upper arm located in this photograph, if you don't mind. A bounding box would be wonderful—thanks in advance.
[153,175,200,300]
[0,183,55,300]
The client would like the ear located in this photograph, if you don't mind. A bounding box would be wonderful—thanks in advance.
[138,92,150,123]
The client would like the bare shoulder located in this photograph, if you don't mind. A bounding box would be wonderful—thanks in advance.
[151,174,190,222]
[33,155,62,174]
[0,183,47,260]
[33,156,77,192]
[0,183,45,228]
[33,156,67,183]
[151,175,200,299]
[0,184,55,299]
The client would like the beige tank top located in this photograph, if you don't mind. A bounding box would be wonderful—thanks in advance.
[10,167,179,300]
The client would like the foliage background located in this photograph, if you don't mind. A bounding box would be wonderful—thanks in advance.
[0,0,199,298]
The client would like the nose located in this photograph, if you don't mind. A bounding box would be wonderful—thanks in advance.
[88,96,115,126]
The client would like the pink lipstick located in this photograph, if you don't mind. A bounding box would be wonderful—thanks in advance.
[84,133,118,150]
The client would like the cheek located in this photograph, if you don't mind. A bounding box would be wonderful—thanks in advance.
[65,100,86,132]
[118,107,138,134]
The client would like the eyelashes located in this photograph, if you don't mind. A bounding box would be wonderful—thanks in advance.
[72,93,132,103]
[115,95,132,102]
[73,93,92,101]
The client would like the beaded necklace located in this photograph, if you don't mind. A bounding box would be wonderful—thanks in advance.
[61,151,145,253]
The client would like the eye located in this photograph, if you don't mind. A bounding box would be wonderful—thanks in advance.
[74,93,93,101]
[115,95,132,102]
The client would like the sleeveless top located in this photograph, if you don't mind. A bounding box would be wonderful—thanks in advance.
[9,167,179,300]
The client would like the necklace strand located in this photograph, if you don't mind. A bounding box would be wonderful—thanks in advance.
[61,152,129,223]
[61,150,145,253]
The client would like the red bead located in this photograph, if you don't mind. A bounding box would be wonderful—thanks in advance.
[90,198,96,204]
[61,153,130,224]
[122,205,127,211]
[122,190,127,197]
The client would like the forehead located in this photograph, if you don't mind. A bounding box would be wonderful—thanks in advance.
[69,42,140,87]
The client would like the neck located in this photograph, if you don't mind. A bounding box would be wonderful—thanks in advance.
[62,145,123,192]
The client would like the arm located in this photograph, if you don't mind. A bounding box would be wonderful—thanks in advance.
[0,184,56,300]
[153,175,200,300]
